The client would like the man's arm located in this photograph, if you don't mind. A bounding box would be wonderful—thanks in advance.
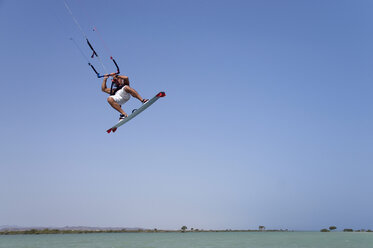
[116,75,129,85]
[104,73,126,79]
[101,76,111,94]
[116,74,128,80]
[104,72,117,77]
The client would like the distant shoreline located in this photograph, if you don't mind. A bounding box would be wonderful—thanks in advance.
[0,229,291,235]
[1,228,371,235]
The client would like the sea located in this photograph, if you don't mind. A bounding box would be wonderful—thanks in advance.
[0,232,372,248]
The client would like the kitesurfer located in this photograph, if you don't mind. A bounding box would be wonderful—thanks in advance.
[102,73,149,120]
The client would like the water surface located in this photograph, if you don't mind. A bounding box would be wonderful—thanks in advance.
[0,232,372,248]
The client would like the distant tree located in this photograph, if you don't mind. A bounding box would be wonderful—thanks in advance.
[181,226,187,232]
[329,226,337,231]
[320,229,330,232]
[154,228,158,232]
[191,228,194,232]
[259,226,265,231]
[343,229,353,232]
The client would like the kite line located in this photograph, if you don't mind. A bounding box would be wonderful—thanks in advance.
[63,0,119,78]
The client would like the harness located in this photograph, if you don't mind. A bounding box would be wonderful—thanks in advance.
[110,81,124,95]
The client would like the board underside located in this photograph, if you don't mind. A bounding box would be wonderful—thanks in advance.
[106,91,166,133]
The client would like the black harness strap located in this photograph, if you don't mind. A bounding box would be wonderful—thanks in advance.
[110,81,115,95]
[110,81,124,95]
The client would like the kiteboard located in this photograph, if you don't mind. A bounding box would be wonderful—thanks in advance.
[106,92,166,133]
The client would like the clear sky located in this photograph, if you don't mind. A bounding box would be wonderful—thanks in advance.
[0,0,372,231]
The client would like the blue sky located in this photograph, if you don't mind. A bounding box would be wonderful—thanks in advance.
[0,0,372,231]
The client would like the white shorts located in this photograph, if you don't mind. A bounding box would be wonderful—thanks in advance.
[109,86,131,105]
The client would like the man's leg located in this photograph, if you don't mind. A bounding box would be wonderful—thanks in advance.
[107,97,128,117]
[126,86,148,103]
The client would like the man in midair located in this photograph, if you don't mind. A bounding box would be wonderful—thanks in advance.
[102,73,148,120]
